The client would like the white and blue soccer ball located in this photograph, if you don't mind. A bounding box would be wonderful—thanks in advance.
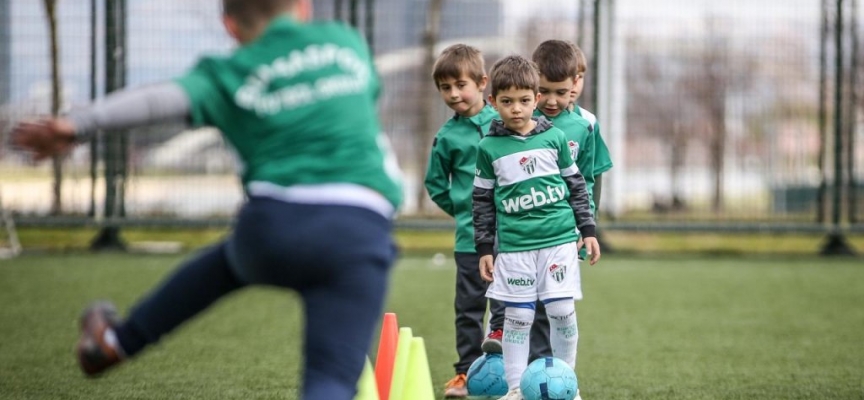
[520,357,578,400]
[466,353,508,396]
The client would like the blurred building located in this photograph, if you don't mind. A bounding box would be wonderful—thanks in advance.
[313,0,502,53]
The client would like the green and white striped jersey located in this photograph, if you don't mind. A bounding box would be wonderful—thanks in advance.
[473,117,595,254]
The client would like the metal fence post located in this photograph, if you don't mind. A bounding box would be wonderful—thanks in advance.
[847,0,859,224]
[88,0,99,218]
[365,0,375,52]
[817,0,830,224]
[821,0,856,255]
[91,0,127,251]
[349,0,359,28]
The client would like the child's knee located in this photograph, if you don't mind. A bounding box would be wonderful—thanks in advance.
[543,298,576,321]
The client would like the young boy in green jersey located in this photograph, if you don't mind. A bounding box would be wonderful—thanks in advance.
[481,40,597,364]
[473,55,600,400]
[568,42,614,213]
[11,1,402,399]
[534,40,596,201]
[424,43,504,399]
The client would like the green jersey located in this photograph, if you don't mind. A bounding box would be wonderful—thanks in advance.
[424,104,498,253]
[175,16,402,210]
[473,117,596,254]
[535,109,595,214]
[575,106,613,175]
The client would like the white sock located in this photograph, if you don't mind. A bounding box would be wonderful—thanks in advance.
[503,306,534,389]
[545,299,578,369]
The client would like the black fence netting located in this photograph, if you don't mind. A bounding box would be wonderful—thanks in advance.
[0,0,861,236]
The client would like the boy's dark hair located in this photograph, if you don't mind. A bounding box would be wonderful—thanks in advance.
[431,44,486,88]
[223,0,296,27]
[531,40,579,82]
[569,41,588,75]
[488,55,539,97]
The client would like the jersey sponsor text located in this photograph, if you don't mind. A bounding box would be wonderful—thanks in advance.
[500,185,567,213]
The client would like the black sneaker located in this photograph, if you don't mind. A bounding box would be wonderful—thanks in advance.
[76,302,125,377]
[481,329,503,354]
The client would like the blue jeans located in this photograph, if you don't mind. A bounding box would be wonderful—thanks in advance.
[116,198,397,400]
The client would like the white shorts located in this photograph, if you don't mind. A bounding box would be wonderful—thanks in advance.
[486,242,582,303]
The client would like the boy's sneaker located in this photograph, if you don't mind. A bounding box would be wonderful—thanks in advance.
[76,301,125,377]
[443,373,468,398]
[497,388,523,400]
[482,329,503,353]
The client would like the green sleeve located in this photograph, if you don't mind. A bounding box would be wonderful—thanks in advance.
[577,127,596,213]
[424,136,455,216]
[593,121,614,175]
[556,131,576,170]
[174,59,220,128]
[476,143,496,181]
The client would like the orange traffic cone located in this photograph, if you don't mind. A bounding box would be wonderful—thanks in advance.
[375,313,399,400]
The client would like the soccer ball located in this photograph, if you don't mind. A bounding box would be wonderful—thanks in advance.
[466,353,508,396]
[520,357,578,400]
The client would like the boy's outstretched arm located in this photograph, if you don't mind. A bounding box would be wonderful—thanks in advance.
[67,82,191,137]
[12,83,191,160]
[423,138,455,216]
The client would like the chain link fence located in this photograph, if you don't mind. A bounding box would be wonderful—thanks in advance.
[1,0,862,242]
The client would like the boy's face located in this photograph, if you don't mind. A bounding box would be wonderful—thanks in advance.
[437,74,488,117]
[537,75,576,118]
[489,87,539,134]
[569,73,584,107]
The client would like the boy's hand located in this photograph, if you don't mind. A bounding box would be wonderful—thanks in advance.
[576,238,584,251]
[582,237,601,265]
[479,255,494,282]
[11,118,78,161]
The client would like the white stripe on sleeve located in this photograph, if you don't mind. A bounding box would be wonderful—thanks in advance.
[560,164,580,177]
[474,176,495,189]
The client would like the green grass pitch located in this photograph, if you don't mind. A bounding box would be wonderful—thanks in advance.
[0,253,862,399]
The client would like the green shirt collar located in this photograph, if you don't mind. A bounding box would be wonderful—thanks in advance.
[454,103,497,127]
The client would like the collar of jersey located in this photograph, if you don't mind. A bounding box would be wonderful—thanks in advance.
[452,102,497,127]
[534,108,573,121]
[487,116,553,137]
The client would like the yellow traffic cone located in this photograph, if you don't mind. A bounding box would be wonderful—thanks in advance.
[388,327,413,400]
[400,337,435,400]
[354,357,379,400]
